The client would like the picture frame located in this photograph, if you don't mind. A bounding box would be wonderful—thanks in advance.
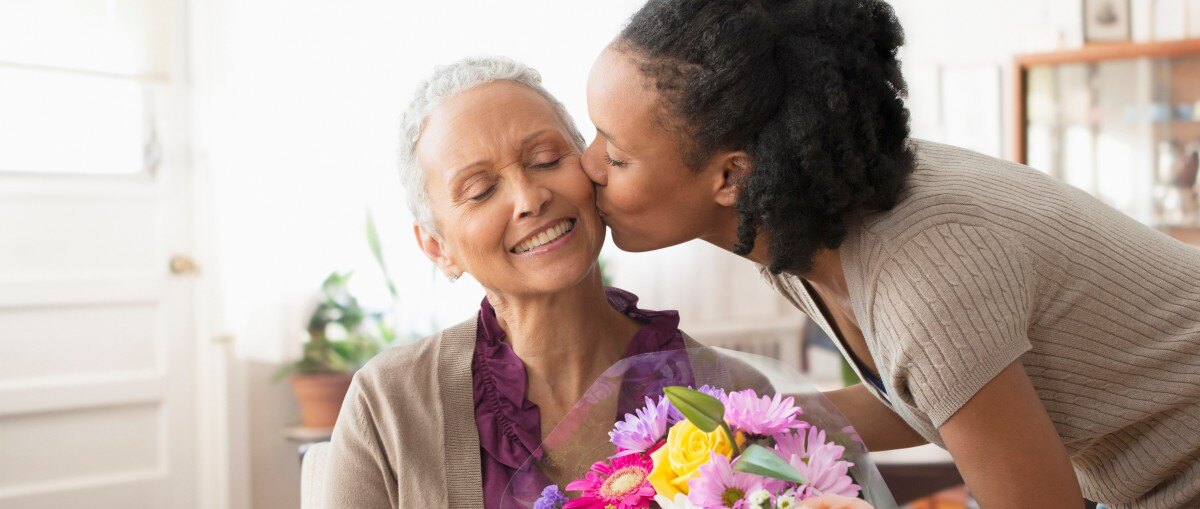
[1084,0,1132,42]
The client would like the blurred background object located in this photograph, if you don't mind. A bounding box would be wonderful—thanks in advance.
[2,1,1198,508]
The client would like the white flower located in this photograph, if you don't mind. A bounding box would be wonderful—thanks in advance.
[747,488,773,509]
[776,488,799,509]
[654,493,698,509]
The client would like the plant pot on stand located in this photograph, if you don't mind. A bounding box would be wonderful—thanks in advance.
[290,372,355,428]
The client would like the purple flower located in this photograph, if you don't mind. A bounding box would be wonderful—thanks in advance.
[724,390,807,437]
[610,397,672,453]
[534,484,568,509]
[695,385,729,401]
[686,452,785,508]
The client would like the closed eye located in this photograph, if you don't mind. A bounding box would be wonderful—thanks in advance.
[469,185,497,201]
[531,157,563,170]
[603,154,627,168]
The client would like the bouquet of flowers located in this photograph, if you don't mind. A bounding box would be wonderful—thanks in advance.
[503,348,896,509]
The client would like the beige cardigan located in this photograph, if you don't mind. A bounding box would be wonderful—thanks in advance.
[321,316,731,508]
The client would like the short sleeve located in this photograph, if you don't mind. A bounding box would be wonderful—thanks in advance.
[869,223,1034,428]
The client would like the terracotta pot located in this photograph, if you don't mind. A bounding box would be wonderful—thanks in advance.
[290,372,354,428]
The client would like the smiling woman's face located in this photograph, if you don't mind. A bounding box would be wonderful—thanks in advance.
[582,46,726,253]
[415,80,605,296]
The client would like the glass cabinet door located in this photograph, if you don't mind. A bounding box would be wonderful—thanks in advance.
[1024,53,1200,227]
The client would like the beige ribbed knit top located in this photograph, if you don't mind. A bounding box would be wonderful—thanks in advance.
[763,139,1200,509]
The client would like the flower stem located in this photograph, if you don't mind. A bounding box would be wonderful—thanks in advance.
[720,422,741,456]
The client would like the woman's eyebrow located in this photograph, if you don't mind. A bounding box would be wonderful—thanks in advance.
[595,127,628,152]
[519,129,552,149]
[449,129,557,180]
[450,160,490,182]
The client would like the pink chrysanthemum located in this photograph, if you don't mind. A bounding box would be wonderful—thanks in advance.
[773,428,844,465]
[786,441,860,499]
[687,452,785,509]
[611,396,673,453]
[724,390,808,437]
[564,453,656,509]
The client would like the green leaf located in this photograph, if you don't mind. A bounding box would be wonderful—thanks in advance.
[664,386,726,433]
[271,363,297,383]
[330,341,358,363]
[733,444,808,484]
[365,209,399,300]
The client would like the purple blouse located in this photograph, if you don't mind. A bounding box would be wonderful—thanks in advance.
[472,287,686,508]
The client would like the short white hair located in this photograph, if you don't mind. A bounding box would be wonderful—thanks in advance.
[397,56,586,232]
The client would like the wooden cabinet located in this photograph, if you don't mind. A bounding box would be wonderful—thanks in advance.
[1014,39,1200,244]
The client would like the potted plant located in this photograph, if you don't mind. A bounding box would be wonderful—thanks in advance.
[277,211,400,428]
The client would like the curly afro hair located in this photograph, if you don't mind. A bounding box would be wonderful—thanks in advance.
[617,0,915,274]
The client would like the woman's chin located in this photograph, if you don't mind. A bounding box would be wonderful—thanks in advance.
[513,262,602,294]
[503,246,604,294]
[610,228,662,253]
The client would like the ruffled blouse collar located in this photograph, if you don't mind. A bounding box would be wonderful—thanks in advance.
[471,286,683,471]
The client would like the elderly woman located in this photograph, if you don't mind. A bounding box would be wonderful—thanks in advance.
[321,57,697,508]
[581,0,1200,508]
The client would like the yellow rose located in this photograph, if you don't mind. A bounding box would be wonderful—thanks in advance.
[647,420,737,498]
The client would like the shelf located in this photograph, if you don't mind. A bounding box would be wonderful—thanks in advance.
[284,426,333,443]
[1015,39,1200,67]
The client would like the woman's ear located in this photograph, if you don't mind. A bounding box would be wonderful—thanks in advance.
[413,223,463,278]
[710,151,751,208]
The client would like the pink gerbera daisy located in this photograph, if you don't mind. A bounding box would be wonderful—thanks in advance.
[724,390,808,437]
[564,453,656,509]
[687,452,785,509]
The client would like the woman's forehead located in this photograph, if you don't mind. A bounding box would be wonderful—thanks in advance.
[417,81,565,174]
[588,49,658,152]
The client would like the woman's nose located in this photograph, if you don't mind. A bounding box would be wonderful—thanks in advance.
[581,142,608,186]
[512,177,552,220]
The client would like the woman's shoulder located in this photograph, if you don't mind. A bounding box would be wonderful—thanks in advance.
[840,140,1054,279]
[352,316,478,395]
[861,138,1067,239]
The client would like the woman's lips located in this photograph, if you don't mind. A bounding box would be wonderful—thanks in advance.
[513,222,577,257]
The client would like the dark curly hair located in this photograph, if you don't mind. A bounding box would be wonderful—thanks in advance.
[617,0,915,274]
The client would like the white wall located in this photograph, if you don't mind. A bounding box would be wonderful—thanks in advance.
[193,1,1099,507]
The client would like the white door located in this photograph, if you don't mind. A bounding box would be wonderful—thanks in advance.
[0,0,199,507]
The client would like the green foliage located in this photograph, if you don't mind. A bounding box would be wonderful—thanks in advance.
[366,209,398,300]
[733,444,808,484]
[597,256,614,287]
[274,271,394,381]
[840,357,862,387]
[664,386,726,433]
[664,386,742,456]
[274,209,402,381]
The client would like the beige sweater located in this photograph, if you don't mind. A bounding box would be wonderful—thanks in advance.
[763,139,1200,508]
[320,317,766,508]
[322,318,485,508]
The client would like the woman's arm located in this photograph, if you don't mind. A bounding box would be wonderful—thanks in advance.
[322,378,397,509]
[939,360,1083,508]
[825,383,928,451]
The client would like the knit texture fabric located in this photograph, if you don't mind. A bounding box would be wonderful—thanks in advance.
[764,139,1200,508]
